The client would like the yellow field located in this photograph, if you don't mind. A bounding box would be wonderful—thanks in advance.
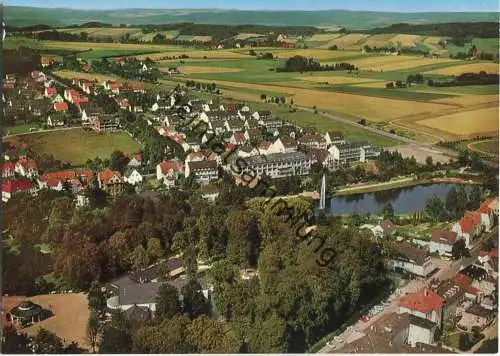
[165,66,243,74]
[423,36,446,52]
[295,75,383,85]
[329,34,370,49]
[432,94,499,106]
[38,40,186,53]
[427,62,500,75]
[361,34,397,48]
[234,33,262,40]
[192,36,213,42]
[189,78,455,121]
[53,70,156,87]
[311,34,344,42]
[418,107,499,135]
[270,49,361,60]
[134,50,249,60]
[391,34,422,47]
[346,55,457,71]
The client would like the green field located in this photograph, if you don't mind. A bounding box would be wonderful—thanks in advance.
[325,84,456,101]
[469,139,499,156]
[6,129,142,165]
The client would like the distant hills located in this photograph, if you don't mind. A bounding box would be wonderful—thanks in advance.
[3,6,499,28]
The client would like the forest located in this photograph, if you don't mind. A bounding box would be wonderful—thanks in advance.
[2,166,393,352]
[365,22,499,38]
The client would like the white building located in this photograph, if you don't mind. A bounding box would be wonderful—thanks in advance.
[429,229,457,256]
[393,242,433,278]
[123,168,143,186]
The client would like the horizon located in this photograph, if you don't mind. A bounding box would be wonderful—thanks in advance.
[4,0,499,12]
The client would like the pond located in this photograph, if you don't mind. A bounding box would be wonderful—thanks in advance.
[317,183,475,215]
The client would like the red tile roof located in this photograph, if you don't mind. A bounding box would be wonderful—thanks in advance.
[464,211,482,226]
[159,160,184,175]
[41,56,54,64]
[479,202,492,214]
[54,102,68,112]
[458,216,474,233]
[490,248,498,258]
[128,83,145,90]
[399,288,444,314]
[46,178,62,188]
[233,132,245,143]
[2,179,35,193]
[45,87,57,95]
[40,170,76,182]
[3,83,14,90]
[479,251,489,257]
[15,158,37,171]
[99,168,120,184]
[454,273,472,288]
[467,286,480,295]
[259,141,272,150]
[2,162,15,173]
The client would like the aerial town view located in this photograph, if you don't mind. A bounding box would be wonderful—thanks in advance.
[0,0,498,354]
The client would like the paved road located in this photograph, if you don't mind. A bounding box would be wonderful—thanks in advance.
[318,228,497,353]
[297,106,499,168]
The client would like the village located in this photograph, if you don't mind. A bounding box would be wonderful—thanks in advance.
[2,53,498,354]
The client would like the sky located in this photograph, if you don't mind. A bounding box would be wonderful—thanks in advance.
[5,0,499,12]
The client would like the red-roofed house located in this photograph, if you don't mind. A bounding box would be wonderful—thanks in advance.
[399,288,444,327]
[103,80,121,94]
[44,86,57,97]
[230,132,246,146]
[2,179,38,202]
[2,162,16,178]
[54,102,68,112]
[14,159,38,178]
[97,169,124,197]
[429,229,457,256]
[41,56,55,67]
[127,153,143,167]
[156,159,184,188]
[478,201,494,231]
[452,214,480,248]
[258,141,272,155]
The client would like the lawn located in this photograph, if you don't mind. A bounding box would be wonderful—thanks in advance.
[6,128,142,166]
[4,123,42,136]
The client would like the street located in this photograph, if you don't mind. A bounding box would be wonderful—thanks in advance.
[318,227,498,353]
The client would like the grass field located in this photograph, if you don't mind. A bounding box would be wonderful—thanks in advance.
[468,139,499,156]
[427,62,499,75]
[417,107,499,136]
[347,55,458,71]
[6,129,142,165]
[3,294,90,349]
[174,66,244,74]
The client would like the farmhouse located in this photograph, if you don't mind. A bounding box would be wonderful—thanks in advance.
[393,242,433,278]
[2,179,38,202]
[98,168,124,197]
[14,158,38,178]
[156,159,184,188]
[185,160,219,183]
[127,153,142,167]
[429,229,457,256]
[123,167,143,186]
[53,102,68,112]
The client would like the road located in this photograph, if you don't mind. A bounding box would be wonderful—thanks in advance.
[297,106,498,168]
[318,227,497,353]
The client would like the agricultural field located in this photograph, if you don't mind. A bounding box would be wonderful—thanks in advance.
[347,55,458,71]
[427,62,499,75]
[6,129,142,166]
[468,139,499,156]
[58,27,142,38]
[170,66,244,74]
[417,107,499,136]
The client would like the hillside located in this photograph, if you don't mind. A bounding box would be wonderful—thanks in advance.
[4,6,499,28]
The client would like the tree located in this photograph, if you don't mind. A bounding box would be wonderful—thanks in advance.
[186,315,237,352]
[452,239,470,260]
[32,328,64,354]
[248,313,288,353]
[110,150,130,173]
[425,155,433,168]
[87,280,106,317]
[132,315,192,353]
[468,185,481,210]
[446,187,459,219]
[99,311,133,353]
[260,94,266,100]
[1,326,30,354]
[146,237,163,260]
[181,280,210,318]
[155,283,181,319]
[425,195,447,223]
[129,245,150,272]
[456,186,469,217]
[86,311,100,353]
[380,203,394,219]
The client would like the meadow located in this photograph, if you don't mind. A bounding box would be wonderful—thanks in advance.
[469,139,499,156]
[7,129,142,165]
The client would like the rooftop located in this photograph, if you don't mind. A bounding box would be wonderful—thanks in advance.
[399,288,444,314]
